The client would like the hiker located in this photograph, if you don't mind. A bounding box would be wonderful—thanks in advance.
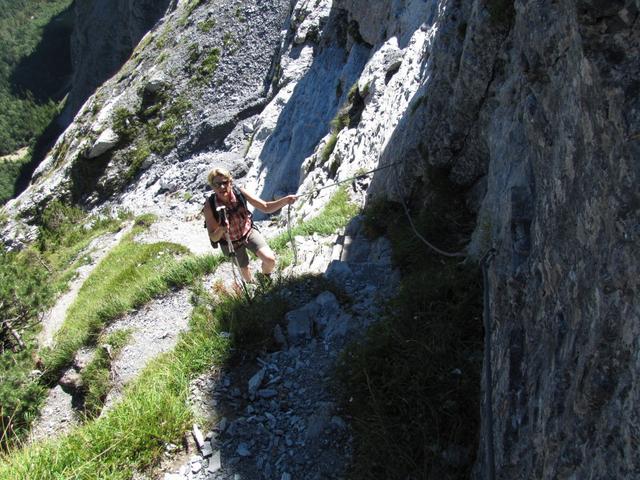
[203,167,297,283]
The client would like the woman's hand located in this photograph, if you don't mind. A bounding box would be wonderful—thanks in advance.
[211,225,227,242]
[283,195,298,206]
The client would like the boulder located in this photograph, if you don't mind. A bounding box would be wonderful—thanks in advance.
[285,303,316,344]
[87,128,119,158]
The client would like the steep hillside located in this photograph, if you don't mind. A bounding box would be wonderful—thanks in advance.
[0,0,74,203]
[1,0,638,478]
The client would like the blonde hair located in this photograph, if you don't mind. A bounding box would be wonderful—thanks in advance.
[207,167,232,188]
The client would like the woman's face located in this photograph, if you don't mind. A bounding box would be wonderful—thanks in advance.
[212,175,231,198]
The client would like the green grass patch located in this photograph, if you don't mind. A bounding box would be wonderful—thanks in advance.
[0,292,231,479]
[112,107,139,142]
[37,201,130,294]
[320,132,338,164]
[0,347,47,450]
[39,230,221,383]
[111,95,191,179]
[179,0,204,26]
[234,6,246,22]
[81,329,132,418]
[321,82,367,165]
[336,196,482,479]
[197,18,216,32]
[212,280,290,351]
[125,140,151,180]
[269,186,359,254]
[1,203,129,449]
[192,47,221,85]
[198,48,220,77]
[222,32,235,50]
[0,247,51,449]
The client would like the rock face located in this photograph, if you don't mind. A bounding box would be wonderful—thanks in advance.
[470,3,640,479]
[3,0,638,477]
[62,0,172,125]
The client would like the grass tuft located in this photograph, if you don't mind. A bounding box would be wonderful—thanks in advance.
[336,195,482,479]
[269,186,359,253]
[81,329,132,418]
[0,298,230,479]
[320,133,338,164]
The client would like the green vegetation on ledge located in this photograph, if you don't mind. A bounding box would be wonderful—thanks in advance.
[39,216,221,384]
[0,189,359,479]
[110,93,192,180]
[321,82,368,168]
[269,186,359,268]
[81,329,132,418]
[1,201,129,450]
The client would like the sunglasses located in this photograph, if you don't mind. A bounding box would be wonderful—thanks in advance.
[213,180,230,188]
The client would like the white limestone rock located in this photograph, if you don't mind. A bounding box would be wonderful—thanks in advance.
[87,128,119,159]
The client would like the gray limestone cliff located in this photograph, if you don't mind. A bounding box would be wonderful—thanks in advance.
[60,0,173,125]
[2,0,638,477]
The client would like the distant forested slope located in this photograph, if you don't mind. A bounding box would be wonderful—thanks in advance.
[0,0,74,202]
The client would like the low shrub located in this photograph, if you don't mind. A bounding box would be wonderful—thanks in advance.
[337,196,482,479]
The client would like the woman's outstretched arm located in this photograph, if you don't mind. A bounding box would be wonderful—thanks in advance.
[241,188,297,214]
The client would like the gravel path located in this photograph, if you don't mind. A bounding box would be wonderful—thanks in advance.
[102,288,196,412]
[30,215,216,442]
[29,209,398,480]
[150,217,400,480]
[37,223,133,348]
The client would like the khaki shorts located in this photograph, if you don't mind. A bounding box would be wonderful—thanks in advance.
[220,229,268,268]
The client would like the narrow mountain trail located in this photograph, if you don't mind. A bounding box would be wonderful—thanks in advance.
[37,223,134,349]
[153,217,400,480]
[28,201,399,480]
[30,215,210,442]
[28,210,290,444]
[30,224,134,442]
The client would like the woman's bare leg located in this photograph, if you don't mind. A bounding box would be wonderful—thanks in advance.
[240,266,253,283]
[256,246,276,274]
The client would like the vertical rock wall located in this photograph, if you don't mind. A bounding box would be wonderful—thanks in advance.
[477,1,640,478]
[339,0,639,477]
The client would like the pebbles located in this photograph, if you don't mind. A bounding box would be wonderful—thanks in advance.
[161,217,398,479]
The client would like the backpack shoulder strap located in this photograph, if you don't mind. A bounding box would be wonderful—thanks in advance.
[207,194,220,223]
[233,186,254,227]
[233,186,247,209]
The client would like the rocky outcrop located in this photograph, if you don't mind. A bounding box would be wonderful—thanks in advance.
[472,2,640,478]
[61,0,172,125]
[337,0,638,477]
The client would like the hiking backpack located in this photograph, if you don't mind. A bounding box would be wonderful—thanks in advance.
[204,186,253,248]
